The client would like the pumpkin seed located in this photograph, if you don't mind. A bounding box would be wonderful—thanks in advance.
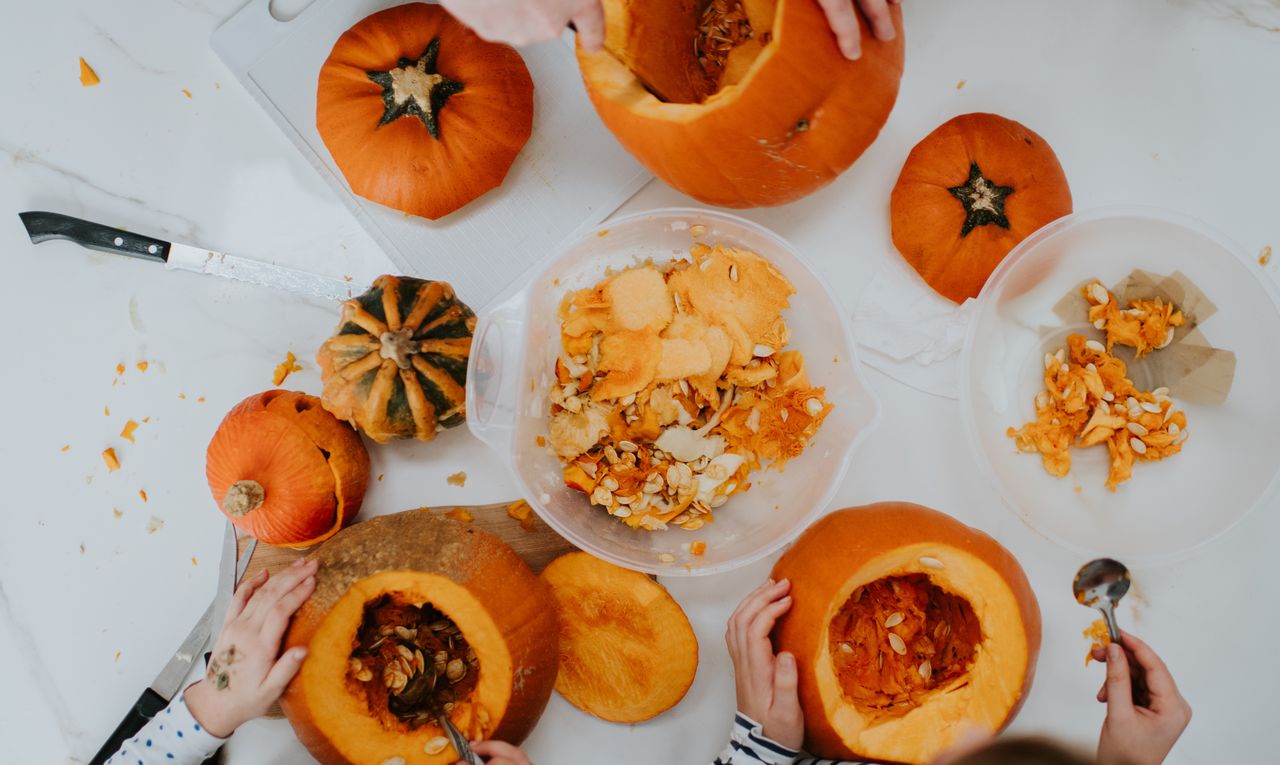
[446,658,466,683]
[350,657,364,673]
[355,668,374,682]
[618,440,639,452]
[604,446,620,464]
[423,737,449,755]
[381,757,407,765]
[918,660,932,681]
[429,620,450,632]
[753,344,774,358]
[1043,353,1056,371]
[709,495,728,508]
[918,556,944,570]
[729,264,739,282]
[591,486,613,506]
[888,633,907,655]
[1168,423,1180,435]
[884,612,904,628]
[1129,437,1148,455]
[1088,283,1110,305]
[600,475,620,492]
[1159,328,1175,348]
[804,398,823,416]
[1085,340,1106,353]
[1093,318,1107,329]
[689,224,708,237]
[838,642,853,654]
[1126,422,1149,436]
[1141,401,1163,414]
[1101,391,1115,402]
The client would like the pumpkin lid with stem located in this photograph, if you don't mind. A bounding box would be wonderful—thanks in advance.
[316,3,535,220]
[890,112,1073,303]
[539,551,698,723]
[205,390,370,549]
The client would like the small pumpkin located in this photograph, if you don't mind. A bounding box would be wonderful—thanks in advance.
[890,113,1073,303]
[282,511,559,764]
[316,3,535,219]
[205,390,370,548]
[771,502,1041,765]
[539,552,698,722]
[577,0,904,207]
[317,274,476,444]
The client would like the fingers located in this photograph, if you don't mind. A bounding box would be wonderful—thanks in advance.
[226,568,269,624]
[260,646,308,700]
[1102,643,1134,716]
[748,595,793,641]
[243,558,318,625]
[1118,631,1179,702]
[1097,680,1107,703]
[772,651,800,709]
[471,740,531,764]
[259,571,317,643]
[572,0,605,51]
[816,0,862,59]
[857,0,897,41]
[729,580,789,664]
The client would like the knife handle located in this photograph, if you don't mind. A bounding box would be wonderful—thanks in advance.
[88,687,170,765]
[19,211,170,264]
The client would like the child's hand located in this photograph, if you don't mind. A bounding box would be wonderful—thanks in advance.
[467,740,533,764]
[725,579,803,749]
[185,558,319,737]
[816,0,900,60]
[1093,632,1191,765]
[438,0,604,51]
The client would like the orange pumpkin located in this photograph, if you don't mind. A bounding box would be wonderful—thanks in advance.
[206,390,369,548]
[890,113,1073,303]
[540,552,698,722]
[282,511,559,765]
[316,3,535,220]
[577,0,904,208]
[771,502,1041,765]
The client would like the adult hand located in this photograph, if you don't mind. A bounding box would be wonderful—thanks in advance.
[1093,632,1192,765]
[438,0,604,51]
[816,0,900,60]
[725,579,804,749]
[185,558,318,737]
[468,740,533,764]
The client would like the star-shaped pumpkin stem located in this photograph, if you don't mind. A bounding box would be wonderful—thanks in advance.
[948,162,1014,236]
[367,38,464,140]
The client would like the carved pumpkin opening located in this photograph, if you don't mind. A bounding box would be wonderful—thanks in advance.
[347,593,481,731]
[828,574,981,724]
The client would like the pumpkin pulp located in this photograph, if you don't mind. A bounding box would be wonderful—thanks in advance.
[367,37,463,140]
[348,593,480,731]
[828,574,981,724]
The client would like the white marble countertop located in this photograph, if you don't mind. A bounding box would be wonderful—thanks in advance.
[3,1,1279,763]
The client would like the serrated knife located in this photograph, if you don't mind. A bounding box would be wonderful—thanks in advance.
[19,211,367,302]
[88,525,257,765]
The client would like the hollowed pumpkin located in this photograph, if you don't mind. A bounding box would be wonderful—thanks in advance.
[205,390,370,548]
[577,0,904,208]
[540,552,698,723]
[317,275,476,444]
[771,502,1041,765]
[890,113,1073,303]
[317,3,535,220]
[282,511,559,765]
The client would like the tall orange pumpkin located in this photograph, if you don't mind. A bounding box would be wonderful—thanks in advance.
[771,502,1041,765]
[890,113,1073,303]
[206,390,370,548]
[577,0,904,208]
[316,3,535,220]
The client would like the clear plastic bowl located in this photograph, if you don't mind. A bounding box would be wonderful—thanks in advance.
[467,208,880,575]
[961,207,1280,562]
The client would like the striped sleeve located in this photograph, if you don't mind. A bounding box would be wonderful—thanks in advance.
[709,712,877,765]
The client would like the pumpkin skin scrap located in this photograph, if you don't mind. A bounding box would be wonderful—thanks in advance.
[317,3,535,220]
[890,113,1073,303]
[282,511,559,765]
[577,0,904,208]
[540,552,698,723]
[771,502,1041,765]
[205,390,370,548]
[317,275,476,444]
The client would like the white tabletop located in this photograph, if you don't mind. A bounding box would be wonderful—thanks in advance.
[2,1,1278,763]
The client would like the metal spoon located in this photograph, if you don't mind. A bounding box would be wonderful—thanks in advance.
[1072,558,1149,707]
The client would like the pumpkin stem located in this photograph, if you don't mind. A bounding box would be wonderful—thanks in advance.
[379,327,416,370]
[223,479,266,517]
[366,37,464,140]
[947,162,1014,236]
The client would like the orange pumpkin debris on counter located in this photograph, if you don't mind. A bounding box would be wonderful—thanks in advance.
[316,3,534,220]
[771,503,1040,764]
[891,113,1072,303]
[102,448,120,472]
[547,243,831,531]
[578,0,904,207]
[539,552,697,723]
[1009,284,1189,490]
[273,351,303,385]
[446,471,466,487]
[281,512,558,765]
[445,507,474,523]
[79,57,100,87]
[136,360,149,373]
[505,500,536,531]
[120,420,140,443]
[206,390,370,548]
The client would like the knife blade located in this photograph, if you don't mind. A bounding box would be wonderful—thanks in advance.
[19,211,367,302]
[88,525,256,765]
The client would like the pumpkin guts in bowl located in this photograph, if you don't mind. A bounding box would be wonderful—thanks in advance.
[546,242,832,531]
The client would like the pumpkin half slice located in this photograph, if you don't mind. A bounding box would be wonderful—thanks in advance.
[577,0,904,207]
[771,502,1041,765]
[540,552,698,723]
[282,512,559,765]
[206,390,370,548]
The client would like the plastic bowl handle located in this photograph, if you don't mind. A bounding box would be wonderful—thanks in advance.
[465,296,524,457]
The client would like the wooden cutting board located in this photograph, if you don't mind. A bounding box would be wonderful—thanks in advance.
[235,501,577,718]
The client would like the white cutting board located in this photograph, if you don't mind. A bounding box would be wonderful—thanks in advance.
[212,0,651,307]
